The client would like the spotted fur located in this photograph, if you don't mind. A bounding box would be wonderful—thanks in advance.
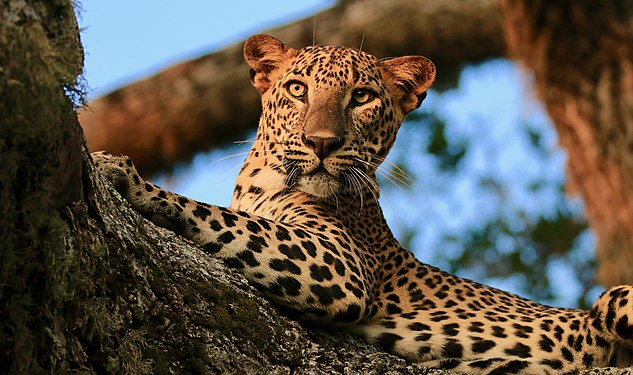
[92,34,633,374]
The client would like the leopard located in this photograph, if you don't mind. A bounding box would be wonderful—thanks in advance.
[92,34,633,374]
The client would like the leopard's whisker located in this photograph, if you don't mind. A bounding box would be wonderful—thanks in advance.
[205,154,277,193]
[353,165,403,221]
[206,151,252,169]
[331,186,340,214]
[233,139,287,145]
[353,157,412,191]
[358,63,392,75]
[345,166,365,217]
[370,155,414,184]
[312,15,318,46]
[284,162,301,191]
[357,155,435,212]
[349,165,379,206]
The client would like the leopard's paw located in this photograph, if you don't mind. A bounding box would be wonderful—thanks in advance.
[91,151,142,198]
[91,151,186,232]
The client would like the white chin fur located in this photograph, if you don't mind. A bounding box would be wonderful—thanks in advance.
[250,168,286,191]
[298,174,341,198]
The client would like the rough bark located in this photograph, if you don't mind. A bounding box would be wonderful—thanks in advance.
[498,0,633,287]
[78,0,505,175]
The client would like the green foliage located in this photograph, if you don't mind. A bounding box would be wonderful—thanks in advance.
[407,111,468,173]
[442,197,592,307]
[380,61,597,308]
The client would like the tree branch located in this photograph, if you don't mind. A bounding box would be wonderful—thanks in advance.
[85,162,450,374]
[79,0,505,175]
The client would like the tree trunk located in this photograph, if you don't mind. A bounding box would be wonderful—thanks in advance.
[498,0,633,287]
[78,0,505,176]
[0,1,445,373]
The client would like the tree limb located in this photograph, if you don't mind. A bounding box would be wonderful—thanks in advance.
[79,0,505,175]
[85,163,450,374]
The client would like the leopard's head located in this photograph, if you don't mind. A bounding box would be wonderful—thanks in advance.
[243,34,435,198]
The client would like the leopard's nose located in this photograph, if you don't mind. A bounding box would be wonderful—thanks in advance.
[302,135,344,160]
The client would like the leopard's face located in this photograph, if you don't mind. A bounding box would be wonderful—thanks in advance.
[262,46,401,198]
[244,35,435,198]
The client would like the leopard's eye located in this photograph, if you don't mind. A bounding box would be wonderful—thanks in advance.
[351,88,375,105]
[287,81,307,98]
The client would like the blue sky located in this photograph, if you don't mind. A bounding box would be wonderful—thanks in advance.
[78,1,598,307]
[79,1,334,97]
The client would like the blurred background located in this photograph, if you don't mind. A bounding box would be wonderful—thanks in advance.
[78,0,631,308]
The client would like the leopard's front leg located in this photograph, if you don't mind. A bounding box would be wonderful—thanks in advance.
[92,151,371,323]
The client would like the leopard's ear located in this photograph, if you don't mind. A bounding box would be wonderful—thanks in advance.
[379,56,436,115]
[244,34,296,95]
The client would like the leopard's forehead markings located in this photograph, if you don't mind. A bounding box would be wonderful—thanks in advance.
[289,45,380,88]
